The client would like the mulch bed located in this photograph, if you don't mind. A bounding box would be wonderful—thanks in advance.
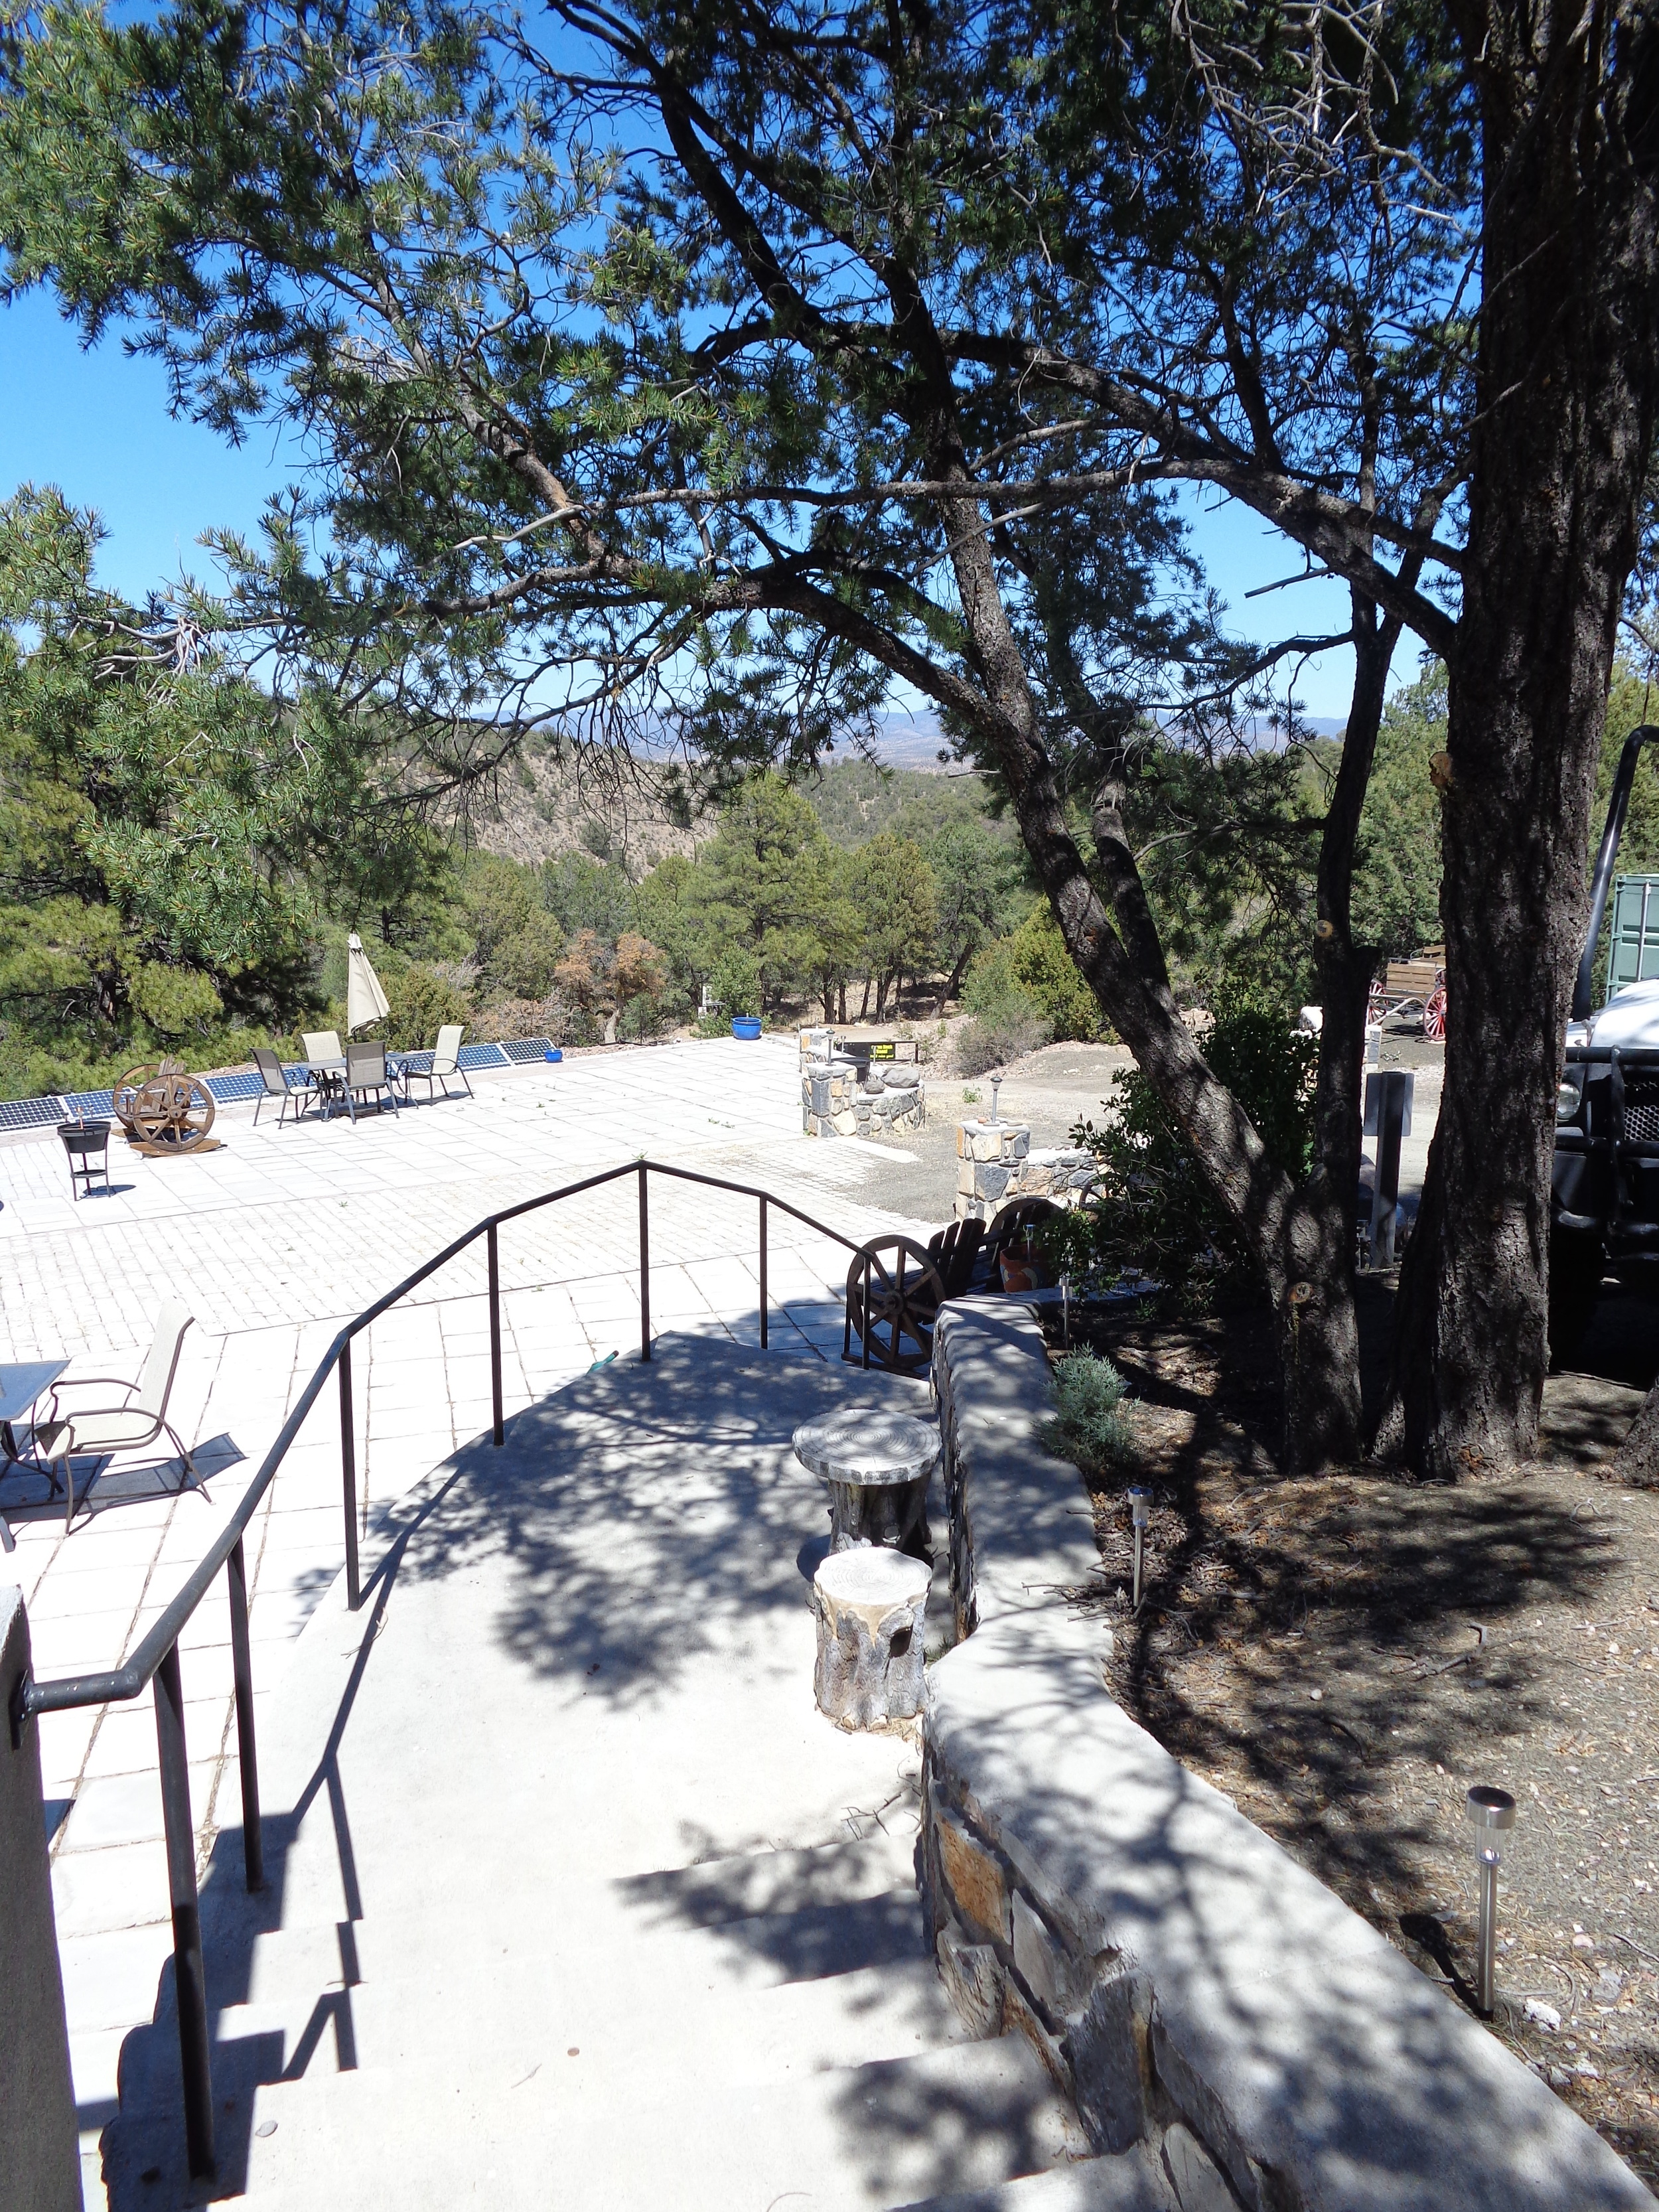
[1047,1293,1659,2187]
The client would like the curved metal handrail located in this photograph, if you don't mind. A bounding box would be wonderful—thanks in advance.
[10,1155,870,2182]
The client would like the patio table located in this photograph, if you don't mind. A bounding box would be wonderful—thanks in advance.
[0,1359,70,1552]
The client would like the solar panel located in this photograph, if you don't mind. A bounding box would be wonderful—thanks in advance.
[60,1090,116,1120]
[458,1043,510,1070]
[500,1037,556,1063]
[204,1071,264,1105]
[0,1096,67,1133]
[397,1050,435,1074]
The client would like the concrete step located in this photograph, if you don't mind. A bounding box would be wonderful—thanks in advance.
[893,2155,1174,2212]
[106,2031,1087,2211]
[117,1931,968,2118]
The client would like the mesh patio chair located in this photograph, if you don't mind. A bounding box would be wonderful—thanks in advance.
[300,1029,347,1110]
[33,1299,199,1530]
[400,1023,474,1103]
[338,1040,400,1124]
[250,1046,309,1127]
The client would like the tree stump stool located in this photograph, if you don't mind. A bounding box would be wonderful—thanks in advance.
[792,1412,940,1562]
[811,1546,930,1728]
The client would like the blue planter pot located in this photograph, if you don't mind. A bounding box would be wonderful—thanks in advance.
[730,1017,762,1041]
[543,1047,563,1062]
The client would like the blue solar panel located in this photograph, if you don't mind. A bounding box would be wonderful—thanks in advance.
[500,1037,555,1063]
[0,1096,66,1133]
[204,1071,264,1105]
[60,1090,116,1120]
[397,1051,435,1074]
[457,1043,510,1070]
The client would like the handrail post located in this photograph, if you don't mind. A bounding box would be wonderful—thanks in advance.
[638,1163,652,1363]
[155,1645,214,2178]
[226,1540,263,1892]
[338,1344,360,1613]
[488,1223,504,1447]
[759,1194,768,1350]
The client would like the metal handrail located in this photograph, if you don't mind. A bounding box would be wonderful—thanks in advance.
[11,1155,868,2180]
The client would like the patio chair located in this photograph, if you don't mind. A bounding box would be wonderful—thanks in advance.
[400,1023,474,1103]
[33,1300,199,1530]
[336,1040,400,1124]
[300,1029,346,1110]
[250,1046,309,1127]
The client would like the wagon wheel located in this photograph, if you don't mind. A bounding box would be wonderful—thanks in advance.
[843,1236,947,1374]
[1423,974,1447,1041]
[131,1072,216,1149]
[111,1064,159,1131]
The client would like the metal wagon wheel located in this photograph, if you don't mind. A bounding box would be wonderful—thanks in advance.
[1423,975,1447,1040]
[843,1236,948,1374]
[131,1071,217,1149]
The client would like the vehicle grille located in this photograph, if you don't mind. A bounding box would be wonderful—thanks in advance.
[1625,1079,1659,1145]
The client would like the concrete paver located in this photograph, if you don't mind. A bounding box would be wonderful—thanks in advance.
[1,1034,936,2202]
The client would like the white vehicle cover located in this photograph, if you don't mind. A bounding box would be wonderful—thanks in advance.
[1567,976,1659,1050]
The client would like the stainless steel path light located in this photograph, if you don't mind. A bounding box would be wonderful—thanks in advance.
[1466,1785,1517,2014]
[1128,1486,1151,1611]
[989,1072,1003,1124]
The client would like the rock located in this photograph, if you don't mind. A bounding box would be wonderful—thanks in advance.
[935,1806,1012,1942]
[1525,2000,1562,2031]
[936,1922,1005,2038]
[1161,2122,1239,2212]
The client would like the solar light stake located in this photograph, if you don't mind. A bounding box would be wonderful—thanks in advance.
[1466,1786,1517,2015]
[989,1074,1003,1124]
[1127,1486,1151,1611]
[1060,1273,1071,1350]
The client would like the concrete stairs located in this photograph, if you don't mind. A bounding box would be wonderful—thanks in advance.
[94,1342,1170,2211]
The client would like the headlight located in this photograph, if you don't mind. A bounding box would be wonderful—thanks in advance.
[1557,1072,1585,1123]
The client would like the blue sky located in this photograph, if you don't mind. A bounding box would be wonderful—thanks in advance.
[1,284,1425,725]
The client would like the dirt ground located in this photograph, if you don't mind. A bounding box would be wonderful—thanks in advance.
[1054,1281,1659,2185]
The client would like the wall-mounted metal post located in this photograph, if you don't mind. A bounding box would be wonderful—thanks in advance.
[488,1224,504,1447]
[1467,1786,1516,2015]
[338,1344,360,1613]
[155,1645,214,2177]
[1128,1486,1151,1611]
[638,1164,652,1363]
[226,1539,263,1893]
[759,1195,768,1349]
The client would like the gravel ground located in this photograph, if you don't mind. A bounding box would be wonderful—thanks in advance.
[849,1040,1133,1224]
[1059,1293,1659,2186]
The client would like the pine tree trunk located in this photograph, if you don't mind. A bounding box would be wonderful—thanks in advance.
[1378,13,1659,1475]
[1615,1379,1659,1489]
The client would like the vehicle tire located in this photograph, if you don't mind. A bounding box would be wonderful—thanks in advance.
[1548,1230,1605,1368]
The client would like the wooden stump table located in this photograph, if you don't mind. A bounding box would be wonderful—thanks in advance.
[811,1546,930,1728]
[792,1411,940,1563]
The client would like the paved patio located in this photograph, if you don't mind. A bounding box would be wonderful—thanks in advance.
[0,1035,932,2207]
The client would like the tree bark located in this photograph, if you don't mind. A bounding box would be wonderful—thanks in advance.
[1379,5,1659,1475]
[1614,1378,1659,1488]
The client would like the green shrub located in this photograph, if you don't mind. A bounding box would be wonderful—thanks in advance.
[959,938,1051,1073]
[699,948,762,1031]
[1044,1349,1133,1472]
[1057,994,1317,1311]
[1005,905,1104,1041]
[385,964,472,1051]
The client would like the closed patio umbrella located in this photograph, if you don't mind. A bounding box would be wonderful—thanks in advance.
[346,932,390,1035]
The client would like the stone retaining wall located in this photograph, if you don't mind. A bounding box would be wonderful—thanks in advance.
[922,1299,1654,2212]
[954,1120,1097,1221]
[801,1055,925,1139]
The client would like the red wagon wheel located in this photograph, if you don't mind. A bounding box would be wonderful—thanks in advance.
[843,1236,948,1374]
[1423,974,1447,1040]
